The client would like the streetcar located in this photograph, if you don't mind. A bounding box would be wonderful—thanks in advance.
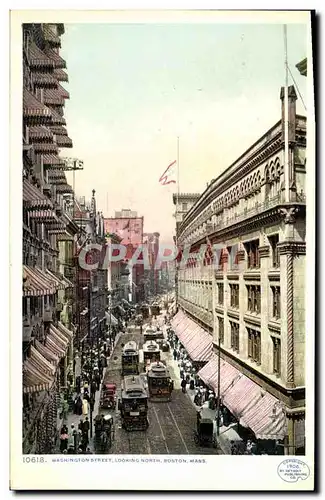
[150,303,160,317]
[140,303,150,320]
[121,341,139,376]
[120,375,149,431]
[144,326,164,342]
[143,340,161,364]
[147,361,173,402]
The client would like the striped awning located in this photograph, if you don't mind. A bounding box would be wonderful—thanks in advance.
[239,393,287,440]
[33,142,58,154]
[23,179,53,209]
[198,357,287,441]
[222,374,263,418]
[46,324,69,358]
[34,339,59,365]
[45,48,66,69]
[28,126,54,141]
[43,88,65,106]
[57,84,70,99]
[23,89,53,120]
[31,72,58,88]
[55,135,73,148]
[50,108,66,125]
[23,344,57,394]
[50,126,68,136]
[28,209,58,222]
[42,25,61,46]
[57,321,74,341]
[60,274,74,288]
[23,265,57,296]
[55,183,73,193]
[45,269,66,290]
[29,42,55,69]
[54,69,68,82]
[47,169,67,182]
[171,310,212,362]
[42,155,66,167]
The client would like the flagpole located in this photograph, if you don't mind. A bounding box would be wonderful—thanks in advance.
[175,136,180,314]
[177,136,180,199]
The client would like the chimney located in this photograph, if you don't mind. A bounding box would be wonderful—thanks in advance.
[280,85,297,144]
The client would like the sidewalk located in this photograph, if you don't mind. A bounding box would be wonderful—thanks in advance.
[55,332,122,453]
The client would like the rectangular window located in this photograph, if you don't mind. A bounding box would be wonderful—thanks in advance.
[245,240,260,269]
[247,328,261,364]
[247,285,261,313]
[230,284,239,308]
[217,283,224,305]
[269,234,280,268]
[230,321,240,352]
[271,286,281,319]
[182,203,188,212]
[272,337,281,375]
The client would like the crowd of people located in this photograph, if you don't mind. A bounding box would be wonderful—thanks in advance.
[58,323,123,454]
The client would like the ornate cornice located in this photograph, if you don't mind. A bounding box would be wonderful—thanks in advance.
[215,305,224,315]
[278,241,306,256]
[227,309,240,320]
[244,314,261,328]
[268,270,281,282]
[278,206,300,224]
[268,321,281,333]
[227,273,239,281]
[180,124,283,230]
[258,245,270,258]
[243,271,261,281]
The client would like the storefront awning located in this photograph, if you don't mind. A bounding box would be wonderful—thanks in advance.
[23,179,53,209]
[171,310,212,362]
[34,339,59,365]
[198,356,287,441]
[239,393,287,440]
[23,265,57,296]
[23,344,57,394]
[45,325,69,358]
[222,375,262,418]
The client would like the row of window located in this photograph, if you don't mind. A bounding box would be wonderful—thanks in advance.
[217,284,281,319]
[217,318,281,375]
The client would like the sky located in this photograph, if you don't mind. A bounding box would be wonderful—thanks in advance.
[60,21,308,243]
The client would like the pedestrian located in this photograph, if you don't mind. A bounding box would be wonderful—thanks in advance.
[67,445,74,454]
[181,378,187,393]
[95,371,101,391]
[74,395,83,415]
[75,376,81,395]
[82,397,89,417]
[86,447,93,454]
[91,379,97,396]
[173,349,177,361]
[78,419,84,433]
[59,429,69,453]
[83,416,90,439]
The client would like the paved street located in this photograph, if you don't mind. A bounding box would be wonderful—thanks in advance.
[87,325,221,455]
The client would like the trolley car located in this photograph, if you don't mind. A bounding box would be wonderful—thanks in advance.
[144,327,164,342]
[143,340,161,364]
[121,341,139,376]
[147,361,173,402]
[120,375,149,431]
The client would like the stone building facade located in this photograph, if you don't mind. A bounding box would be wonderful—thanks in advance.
[22,23,77,453]
[174,87,306,454]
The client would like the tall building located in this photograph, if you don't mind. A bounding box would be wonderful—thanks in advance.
[104,210,144,303]
[22,23,77,454]
[143,232,160,299]
[73,190,108,366]
[173,86,306,455]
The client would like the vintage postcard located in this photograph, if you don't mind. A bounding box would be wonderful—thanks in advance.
[10,8,315,491]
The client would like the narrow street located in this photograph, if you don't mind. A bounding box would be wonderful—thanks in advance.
[89,325,220,455]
